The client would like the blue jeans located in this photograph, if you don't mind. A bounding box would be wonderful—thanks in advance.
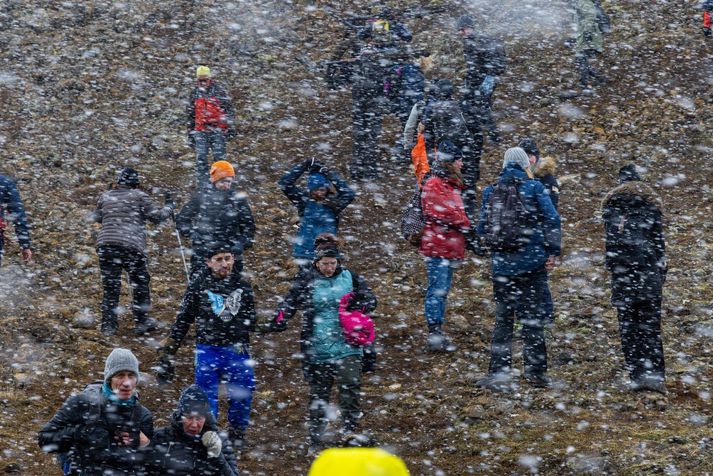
[193,130,226,189]
[424,258,457,327]
[489,267,548,377]
[195,343,255,431]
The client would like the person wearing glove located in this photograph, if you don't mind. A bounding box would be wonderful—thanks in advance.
[0,174,32,267]
[38,348,153,475]
[157,242,257,452]
[277,158,355,271]
[176,161,255,278]
[144,385,238,475]
[186,65,237,189]
[91,167,174,336]
[268,233,377,453]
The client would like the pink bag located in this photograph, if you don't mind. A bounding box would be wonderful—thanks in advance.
[338,292,375,347]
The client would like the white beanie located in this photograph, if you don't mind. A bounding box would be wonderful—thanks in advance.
[104,348,140,384]
[502,147,531,171]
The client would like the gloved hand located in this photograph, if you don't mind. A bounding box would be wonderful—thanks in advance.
[705,27,712,37]
[307,158,328,175]
[201,431,222,458]
[267,311,287,332]
[155,355,175,385]
[225,127,237,141]
[164,191,175,208]
[76,423,110,448]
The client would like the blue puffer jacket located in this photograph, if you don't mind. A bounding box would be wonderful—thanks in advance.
[278,162,355,260]
[476,164,561,276]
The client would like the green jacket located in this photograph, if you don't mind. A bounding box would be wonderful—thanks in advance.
[575,0,604,53]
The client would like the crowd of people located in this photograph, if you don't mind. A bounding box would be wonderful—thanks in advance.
[0,3,676,474]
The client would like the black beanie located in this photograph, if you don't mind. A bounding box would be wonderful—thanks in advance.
[618,164,641,183]
[117,168,140,187]
[517,138,540,159]
[177,385,211,417]
[203,241,233,260]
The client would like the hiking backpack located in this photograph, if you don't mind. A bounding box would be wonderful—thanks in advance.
[482,180,535,252]
[422,100,469,148]
[400,187,426,246]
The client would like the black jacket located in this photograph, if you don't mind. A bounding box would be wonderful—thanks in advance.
[170,268,256,347]
[276,266,377,363]
[602,180,666,304]
[176,186,255,260]
[38,383,153,476]
[462,33,506,90]
[144,416,237,475]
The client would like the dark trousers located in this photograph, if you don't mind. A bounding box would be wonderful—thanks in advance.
[350,89,388,180]
[543,279,554,325]
[304,355,362,443]
[616,297,665,382]
[97,245,150,325]
[489,267,548,377]
[0,229,4,267]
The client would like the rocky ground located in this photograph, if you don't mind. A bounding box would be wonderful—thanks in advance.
[1,0,713,474]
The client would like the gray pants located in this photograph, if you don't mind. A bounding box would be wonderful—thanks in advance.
[193,129,226,189]
[303,354,362,444]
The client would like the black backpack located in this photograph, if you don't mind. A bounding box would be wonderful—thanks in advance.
[483,179,535,252]
[423,100,469,148]
[604,202,659,269]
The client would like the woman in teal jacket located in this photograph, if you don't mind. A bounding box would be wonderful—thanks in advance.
[269,234,376,451]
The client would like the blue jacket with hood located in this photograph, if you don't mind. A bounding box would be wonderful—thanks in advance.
[476,163,561,276]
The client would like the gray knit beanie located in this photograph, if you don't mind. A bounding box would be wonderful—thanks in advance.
[104,348,140,384]
[502,147,531,171]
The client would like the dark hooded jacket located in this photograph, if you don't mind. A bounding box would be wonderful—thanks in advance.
[462,32,506,91]
[274,265,376,367]
[176,186,255,261]
[169,267,256,348]
[602,179,666,305]
[144,385,238,475]
[38,382,153,476]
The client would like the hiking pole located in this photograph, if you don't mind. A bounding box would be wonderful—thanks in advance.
[171,209,191,284]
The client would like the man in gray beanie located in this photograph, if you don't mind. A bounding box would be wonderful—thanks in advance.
[39,348,154,475]
[475,147,561,392]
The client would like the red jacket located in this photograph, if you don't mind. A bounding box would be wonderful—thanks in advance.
[419,175,471,260]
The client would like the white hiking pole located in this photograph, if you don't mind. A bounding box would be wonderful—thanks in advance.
[172,210,190,283]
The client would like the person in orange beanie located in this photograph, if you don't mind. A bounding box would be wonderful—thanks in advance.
[176,161,254,277]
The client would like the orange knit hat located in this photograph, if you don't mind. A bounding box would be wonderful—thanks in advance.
[209,161,235,183]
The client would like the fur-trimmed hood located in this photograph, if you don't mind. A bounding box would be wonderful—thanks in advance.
[602,180,662,211]
[535,156,556,178]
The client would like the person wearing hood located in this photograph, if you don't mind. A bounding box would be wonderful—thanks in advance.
[268,233,377,453]
[157,242,257,451]
[38,348,153,475]
[92,167,174,336]
[602,164,667,393]
[186,66,237,189]
[419,140,472,352]
[278,158,355,269]
[475,147,561,391]
[519,138,560,327]
[420,80,483,220]
[144,385,238,475]
[0,174,32,267]
[176,160,255,278]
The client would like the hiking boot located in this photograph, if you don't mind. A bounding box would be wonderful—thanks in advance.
[101,319,118,336]
[229,427,246,452]
[134,316,158,335]
[475,373,514,393]
[631,375,666,394]
[427,326,457,353]
[524,374,551,389]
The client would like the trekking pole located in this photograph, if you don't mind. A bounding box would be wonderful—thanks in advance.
[171,210,191,284]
